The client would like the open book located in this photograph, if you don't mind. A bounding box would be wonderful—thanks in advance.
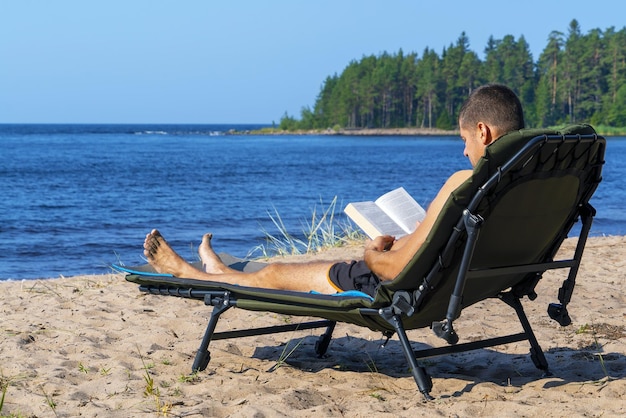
[344,187,426,239]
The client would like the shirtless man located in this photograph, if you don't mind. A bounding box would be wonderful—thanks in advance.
[142,84,525,297]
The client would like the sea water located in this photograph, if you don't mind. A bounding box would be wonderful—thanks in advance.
[1,124,624,280]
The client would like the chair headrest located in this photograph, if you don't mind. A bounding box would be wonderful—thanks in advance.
[476,123,597,178]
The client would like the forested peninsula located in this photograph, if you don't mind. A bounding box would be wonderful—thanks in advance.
[273,20,626,135]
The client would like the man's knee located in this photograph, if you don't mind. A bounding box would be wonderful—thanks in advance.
[252,263,288,288]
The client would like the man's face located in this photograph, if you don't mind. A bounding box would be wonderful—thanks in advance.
[460,123,485,167]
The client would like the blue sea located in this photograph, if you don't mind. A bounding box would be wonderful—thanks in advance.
[1,124,624,280]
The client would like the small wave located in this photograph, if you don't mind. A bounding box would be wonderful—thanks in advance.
[135,130,169,135]
[133,130,228,136]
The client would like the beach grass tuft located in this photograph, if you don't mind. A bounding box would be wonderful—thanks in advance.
[137,348,172,416]
[40,386,58,417]
[78,362,89,374]
[0,379,7,415]
[267,336,306,372]
[177,372,200,384]
[363,352,379,374]
[251,196,365,258]
[0,372,33,418]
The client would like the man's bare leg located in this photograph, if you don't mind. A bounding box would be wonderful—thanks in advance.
[144,229,338,294]
[198,233,238,274]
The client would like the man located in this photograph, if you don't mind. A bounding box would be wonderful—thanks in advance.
[142,84,525,297]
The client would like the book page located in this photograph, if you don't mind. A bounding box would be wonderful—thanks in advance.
[344,201,408,239]
[374,187,426,234]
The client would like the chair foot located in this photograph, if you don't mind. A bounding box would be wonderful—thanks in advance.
[530,347,549,372]
[432,320,459,344]
[548,303,572,326]
[314,338,329,357]
[192,350,211,372]
[415,366,434,400]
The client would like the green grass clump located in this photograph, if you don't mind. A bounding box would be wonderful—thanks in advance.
[136,348,172,417]
[250,196,365,258]
[267,337,306,372]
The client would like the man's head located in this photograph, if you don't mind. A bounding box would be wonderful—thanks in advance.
[458,84,525,166]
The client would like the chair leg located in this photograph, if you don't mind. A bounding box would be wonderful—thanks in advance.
[500,293,551,375]
[192,303,232,373]
[314,321,336,357]
[386,313,434,400]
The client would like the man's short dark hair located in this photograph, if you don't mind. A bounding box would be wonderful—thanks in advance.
[459,84,525,133]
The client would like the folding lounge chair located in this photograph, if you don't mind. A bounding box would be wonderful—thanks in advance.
[121,124,605,400]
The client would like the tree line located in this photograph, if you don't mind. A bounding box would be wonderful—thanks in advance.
[279,20,626,131]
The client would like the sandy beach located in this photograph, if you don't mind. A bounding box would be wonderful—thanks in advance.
[1,236,624,417]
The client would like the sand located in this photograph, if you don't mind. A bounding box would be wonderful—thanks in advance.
[0,236,624,417]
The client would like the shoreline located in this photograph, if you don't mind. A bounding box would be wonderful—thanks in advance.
[0,236,624,416]
[239,126,626,137]
[243,127,459,136]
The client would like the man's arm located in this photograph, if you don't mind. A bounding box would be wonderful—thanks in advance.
[364,170,472,281]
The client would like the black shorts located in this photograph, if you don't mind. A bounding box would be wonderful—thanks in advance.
[328,260,380,297]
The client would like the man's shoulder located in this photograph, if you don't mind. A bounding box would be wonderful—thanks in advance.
[449,170,473,183]
[442,170,473,193]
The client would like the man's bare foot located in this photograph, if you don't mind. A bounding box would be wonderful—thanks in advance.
[143,229,201,277]
[199,233,237,274]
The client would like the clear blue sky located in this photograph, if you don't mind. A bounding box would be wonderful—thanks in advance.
[1,0,624,124]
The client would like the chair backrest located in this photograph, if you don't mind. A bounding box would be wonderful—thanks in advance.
[375,124,605,329]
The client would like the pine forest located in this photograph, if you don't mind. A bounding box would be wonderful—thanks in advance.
[279,20,626,132]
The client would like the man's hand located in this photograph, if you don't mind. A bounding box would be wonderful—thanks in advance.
[365,235,396,252]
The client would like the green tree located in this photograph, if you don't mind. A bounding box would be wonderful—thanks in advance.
[562,19,584,123]
[415,47,442,128]
[601,27,626,125]
[441,32,471,124]
[458,50,482,97]
[357,55,378,127]
[577,28,607,123]
[483,36,502,82]
[606,84,626,125]
[279,112,298,130]
[400,51,419,126]
[436,108,453,130]
[536,31,564,126]
[339,60,363,128]
[515,36,538,125]
[312,74,340,128]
